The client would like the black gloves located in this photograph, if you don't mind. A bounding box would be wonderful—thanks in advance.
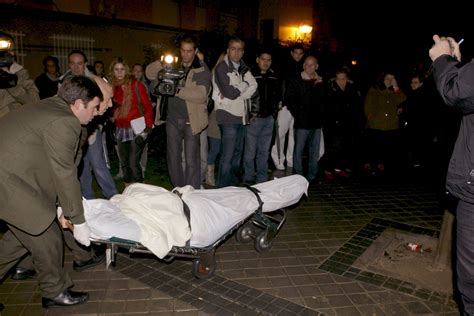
[135,127,152,146]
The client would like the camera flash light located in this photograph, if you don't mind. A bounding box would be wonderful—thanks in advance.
[164,55,174,64]
[0,39,12,50]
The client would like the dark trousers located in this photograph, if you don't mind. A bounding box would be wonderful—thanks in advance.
[166,119,201,189]
[456,200,474,315]
[217,123,245,188]
[79,129,117,199]
[117,138,145,183]
[16,229,93,271]
[243,116,274,183]
[0,221,73,298]
[293,128,321,181]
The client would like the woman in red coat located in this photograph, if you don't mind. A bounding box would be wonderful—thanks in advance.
[109,58,153,185]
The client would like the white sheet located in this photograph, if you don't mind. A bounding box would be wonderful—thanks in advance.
[84,175,308,258]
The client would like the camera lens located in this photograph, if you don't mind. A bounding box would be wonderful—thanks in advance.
[163,83,172,92]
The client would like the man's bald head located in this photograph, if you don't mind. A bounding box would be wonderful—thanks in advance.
[93,76,113,115]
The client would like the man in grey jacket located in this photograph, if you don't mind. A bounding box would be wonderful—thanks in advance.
[0,76,101,308]
[212,37,257,187]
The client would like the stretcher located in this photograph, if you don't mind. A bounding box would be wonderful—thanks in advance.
[84,175,308,279]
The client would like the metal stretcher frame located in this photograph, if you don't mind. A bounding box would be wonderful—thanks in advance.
[90,187,287,279]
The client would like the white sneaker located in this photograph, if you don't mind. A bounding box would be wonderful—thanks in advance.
[275,165,285,171]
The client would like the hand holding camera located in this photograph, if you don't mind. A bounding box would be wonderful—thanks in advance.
[153,54,186,97]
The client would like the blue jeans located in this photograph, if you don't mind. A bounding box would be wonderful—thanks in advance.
[243,116,274,183]
[217,123,244,188]
[166,118,201,189]
[293,128,321,181]
[79,129,117,199]
[208,136,221,165]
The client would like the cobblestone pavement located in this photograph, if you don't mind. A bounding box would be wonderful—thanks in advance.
[0,173,460,315]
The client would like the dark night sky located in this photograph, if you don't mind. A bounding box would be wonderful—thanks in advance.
[318,1,472,82]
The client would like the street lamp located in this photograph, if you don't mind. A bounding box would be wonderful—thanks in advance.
[298,25,312,44]
[299,25,312,34]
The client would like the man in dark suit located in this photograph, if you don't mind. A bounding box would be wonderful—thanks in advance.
[0,76,102,308]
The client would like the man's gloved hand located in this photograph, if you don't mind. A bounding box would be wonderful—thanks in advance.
[56,206,70,229]
[73,222,91,247]
[56,206,63,219]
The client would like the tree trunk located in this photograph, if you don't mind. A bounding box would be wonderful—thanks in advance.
[432,209,454,270]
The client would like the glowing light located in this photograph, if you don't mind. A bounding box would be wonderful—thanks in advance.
[299,25,312,34]
[0,39,12,50]
[164,55,174,64]
[351,60,358,66]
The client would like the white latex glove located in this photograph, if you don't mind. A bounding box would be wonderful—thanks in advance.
[73,222,91,247]
[56,206,63,219]
[429,35,452,62]
[56,206,70,229]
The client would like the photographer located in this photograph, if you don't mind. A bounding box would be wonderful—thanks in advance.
[150,35,211,189]
[0,31,39,118]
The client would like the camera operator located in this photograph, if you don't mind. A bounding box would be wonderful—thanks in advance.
[150,35,211,189]
[0,31,39,119]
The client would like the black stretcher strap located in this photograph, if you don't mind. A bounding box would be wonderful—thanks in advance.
[243,185,264,211]
[172,190,192,230]
[172,190,192,248]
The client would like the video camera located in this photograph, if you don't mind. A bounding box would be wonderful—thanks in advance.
[153,54,185,96]
[0,31,18,89]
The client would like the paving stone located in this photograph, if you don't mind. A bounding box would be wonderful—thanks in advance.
[0,176,462,315]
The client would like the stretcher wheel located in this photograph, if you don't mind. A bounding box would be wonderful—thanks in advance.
[235,223,254,243]
[254,231,272,253]
[192,257,216,279]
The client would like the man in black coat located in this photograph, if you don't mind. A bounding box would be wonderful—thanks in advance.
[430,34,474,316]
[243,48,281,184]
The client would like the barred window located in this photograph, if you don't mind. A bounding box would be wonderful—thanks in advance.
[196,0,206,8]
[50,35,95,72]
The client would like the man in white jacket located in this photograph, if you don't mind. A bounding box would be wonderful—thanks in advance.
[212,37,257,187]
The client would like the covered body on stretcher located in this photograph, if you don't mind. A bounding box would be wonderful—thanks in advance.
[84,175,308,276]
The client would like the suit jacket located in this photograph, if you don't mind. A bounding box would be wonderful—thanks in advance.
[0,96,85,235]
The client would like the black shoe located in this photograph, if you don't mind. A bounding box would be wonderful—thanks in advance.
[0,302,4,311]
[42,289,89,308]
[73,253,105,271]
[11,267,36,280]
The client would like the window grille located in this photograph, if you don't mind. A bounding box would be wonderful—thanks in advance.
[50,35,95,72]
[196,0,206,8]
[0,30,26,66]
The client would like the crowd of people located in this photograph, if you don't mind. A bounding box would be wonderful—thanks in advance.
[0,29,473,315]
